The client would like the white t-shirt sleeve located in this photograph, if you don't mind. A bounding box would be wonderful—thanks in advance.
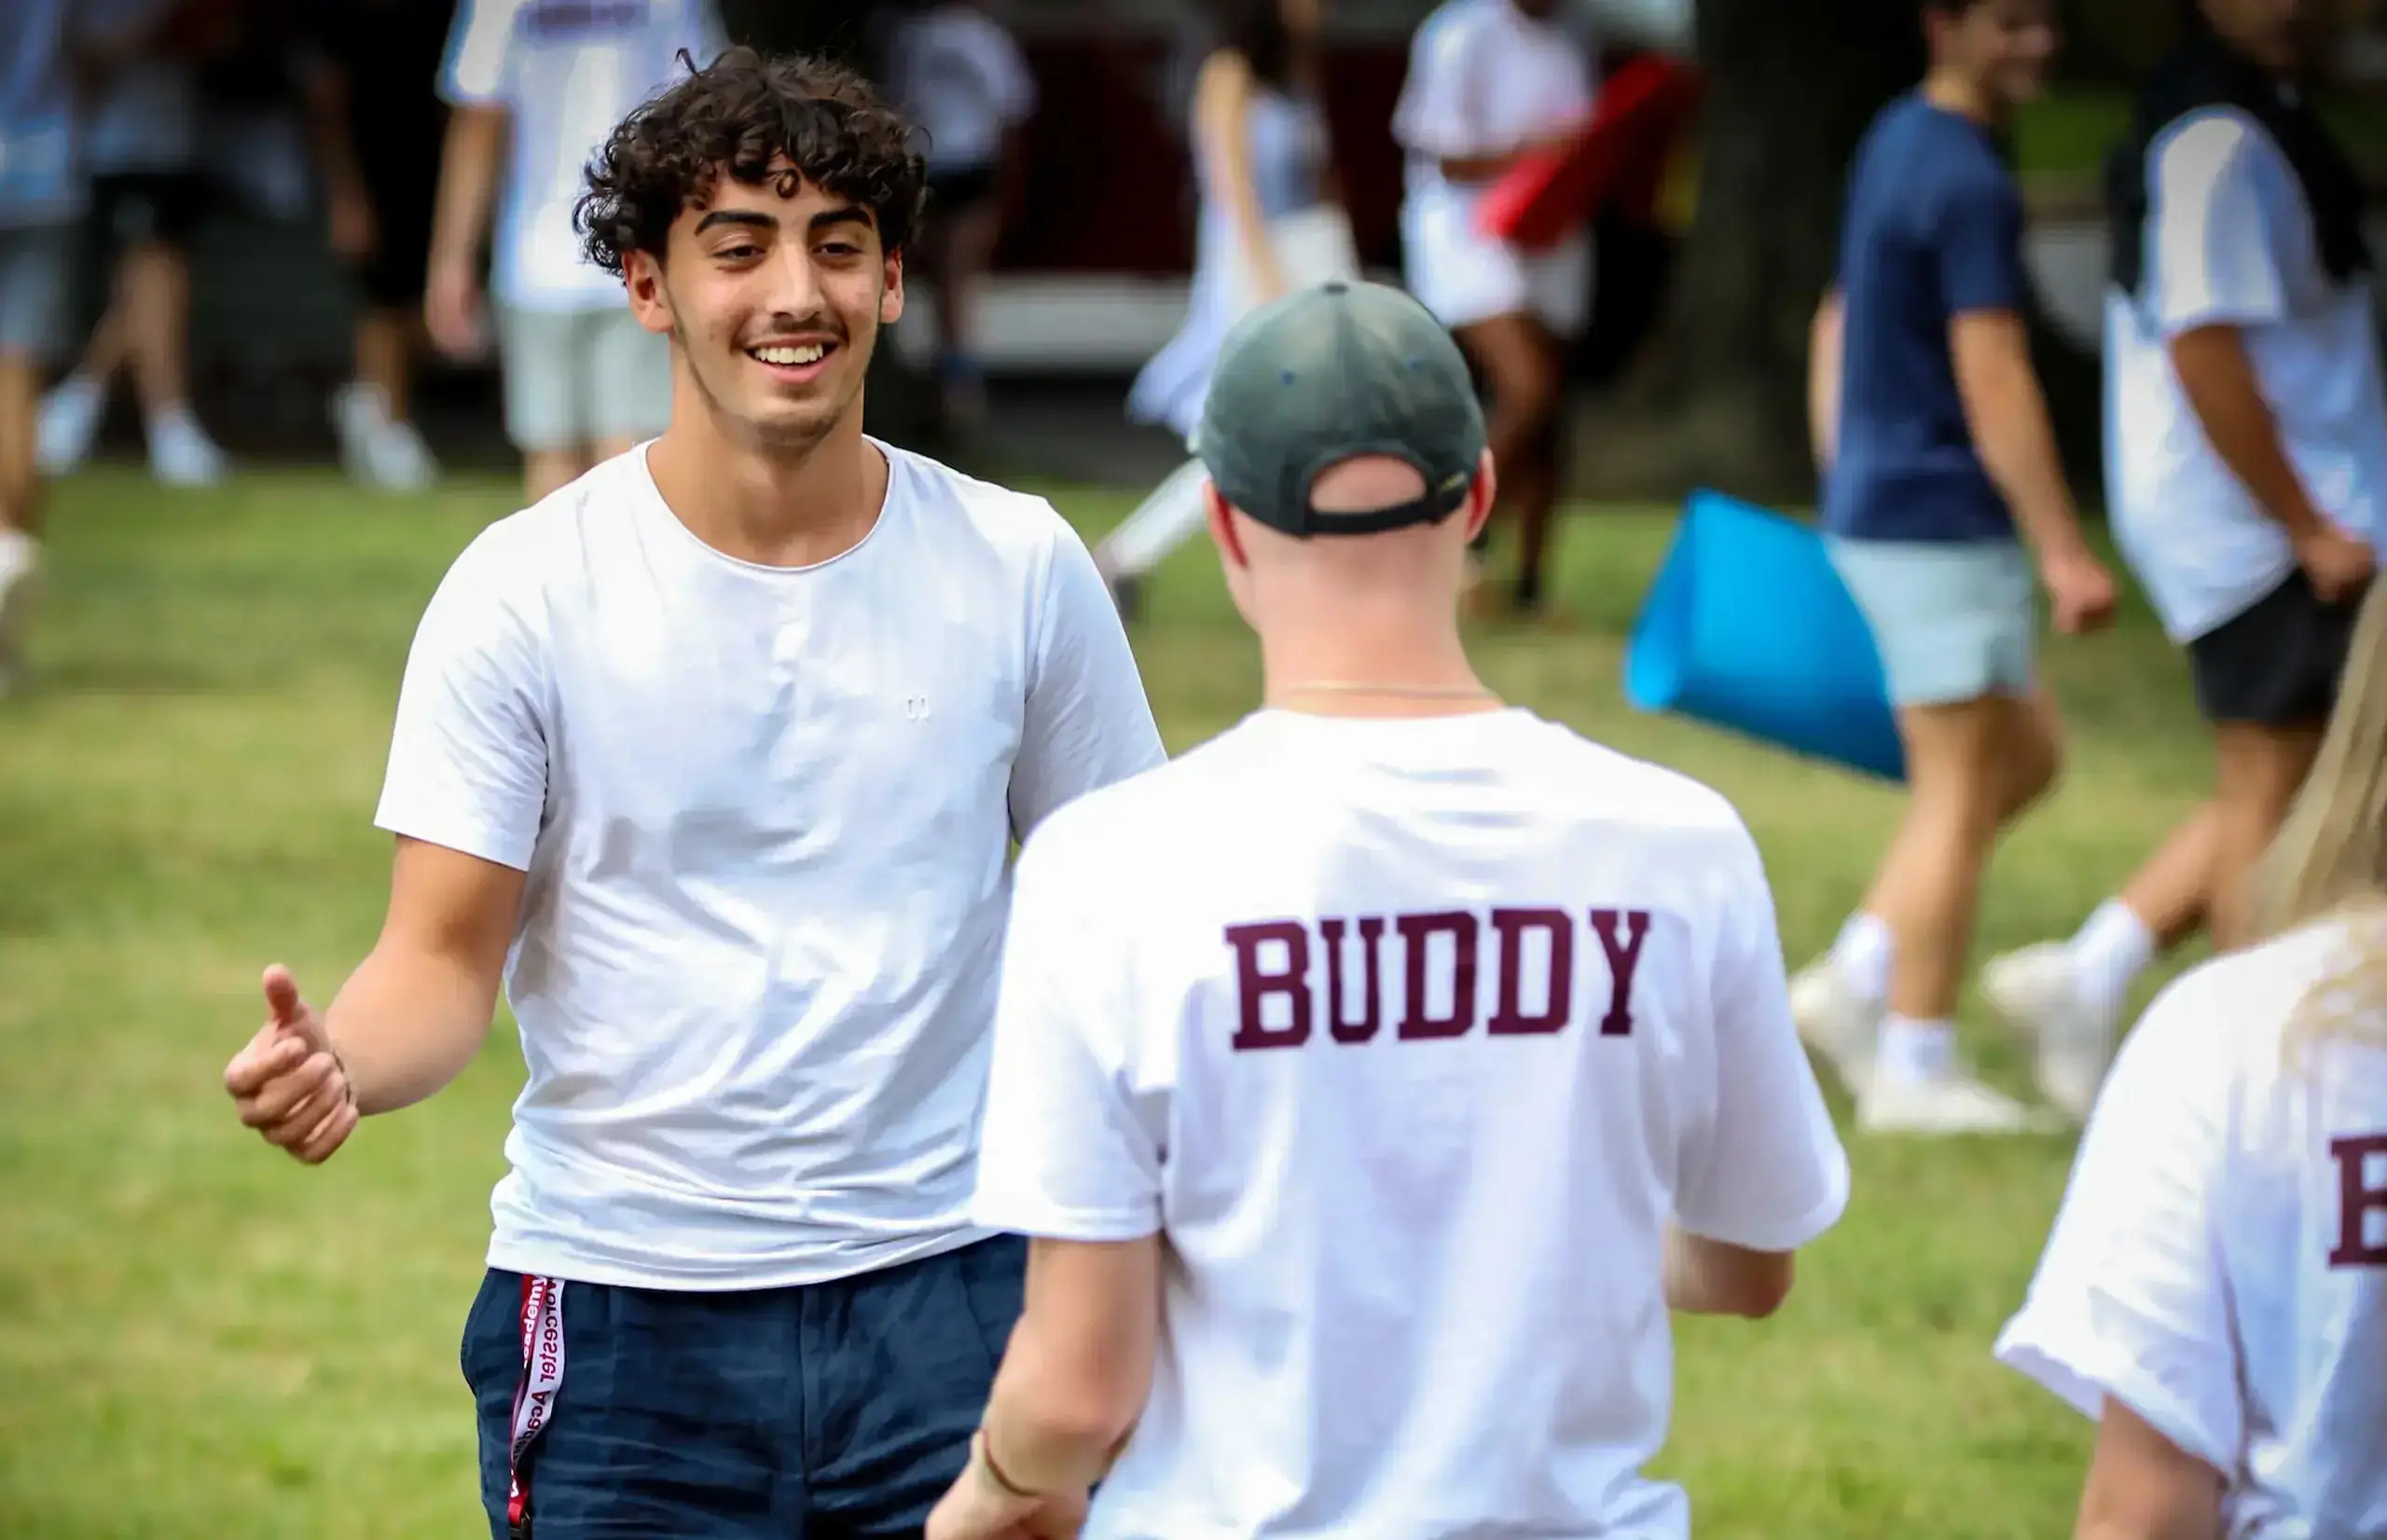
[1007,512,1167,839]
[1993,980,2241,1474]
[1391,7,1491,158]
[373,527,551,872]
[972,815,1165,1241]
[1672,822,1852,1252]
[437,0,521,107]
[2150,113,2291,336]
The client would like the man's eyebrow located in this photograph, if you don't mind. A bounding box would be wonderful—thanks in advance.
[693,209,777,233]
[810,207,873,233]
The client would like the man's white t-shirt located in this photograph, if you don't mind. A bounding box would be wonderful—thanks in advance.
[974,708,1850,1540]
[374,442,1166,1290]
[1996,917,2387,1536]
[437,0,730,312]
[2105,109,2387,642]
[889,5,1036,175]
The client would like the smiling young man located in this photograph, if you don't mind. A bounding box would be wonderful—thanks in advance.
[220,48,1165,1539]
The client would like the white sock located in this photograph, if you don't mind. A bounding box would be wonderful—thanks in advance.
[1876,1015,1955,1087]
[1829,912,1893,1004]
[1097,457,1212,578]
[0,527,36,582]
[2069,899,2155,1026]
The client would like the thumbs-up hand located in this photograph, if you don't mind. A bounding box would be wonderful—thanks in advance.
[224,965,358,1165]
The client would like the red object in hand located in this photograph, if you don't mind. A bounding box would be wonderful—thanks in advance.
[1476,54,1704,252]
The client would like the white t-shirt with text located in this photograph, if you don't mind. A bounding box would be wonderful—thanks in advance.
[974,708,1850,1540]
[2105,110,2387,642]
[1997,917,2387,1536]
[438,0,730,311]
[375,442,1166,1289]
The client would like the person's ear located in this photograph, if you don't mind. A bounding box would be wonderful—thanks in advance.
[1462,448,1498,543]
[1206,482,1250,571]
[625,249,673,337]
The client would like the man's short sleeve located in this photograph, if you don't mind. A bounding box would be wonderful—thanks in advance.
[1390,8,1489,158]
[1993,978,2242,1475]
[972,813,1165,1242]
[1006,508,1166,840]
[373,527,550,872]
[438,0,520,107]
[2148,113,2290,336]
[1936,161,2030,319]
[1672,822,1852,1252]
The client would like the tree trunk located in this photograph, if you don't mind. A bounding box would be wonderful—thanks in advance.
[1576,0,1923,503]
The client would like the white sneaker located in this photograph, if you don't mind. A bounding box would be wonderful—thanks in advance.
[1983,942,2114,1125]
[148,409,228,488]
[1789,956,1878,1093]
[1858,1068,2064,1135]
[37,378,103,474]
[333,383,439,492]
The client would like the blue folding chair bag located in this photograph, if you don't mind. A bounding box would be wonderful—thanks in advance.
[1623,489,1907,783]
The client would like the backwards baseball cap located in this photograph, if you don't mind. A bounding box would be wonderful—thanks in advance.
[1196,279,1487,538]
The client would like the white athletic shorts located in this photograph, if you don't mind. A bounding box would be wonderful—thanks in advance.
[1401,189,1593,338]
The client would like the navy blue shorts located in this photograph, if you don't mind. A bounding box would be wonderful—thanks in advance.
[459,1235,1027,1539]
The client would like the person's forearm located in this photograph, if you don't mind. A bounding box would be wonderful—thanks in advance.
[324,942,501,1116]
[978,1340,1140,1495]
[1808,296,1843,470]
[2172,325,2325,540]
[429,104,507,273]
[1974,378,2091,561]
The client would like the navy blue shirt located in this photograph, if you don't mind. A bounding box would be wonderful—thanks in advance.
[1822,92,2029,543]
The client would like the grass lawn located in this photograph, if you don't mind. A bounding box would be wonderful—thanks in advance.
[0,465,2221,1538]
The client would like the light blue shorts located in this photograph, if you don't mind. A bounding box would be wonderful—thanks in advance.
[497,304,673,453]
[1824,536,2036,708]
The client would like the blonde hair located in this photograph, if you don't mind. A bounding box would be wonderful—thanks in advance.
[2249,577,2387,1054]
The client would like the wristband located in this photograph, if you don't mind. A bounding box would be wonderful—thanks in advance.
[973,1428,1043,1500]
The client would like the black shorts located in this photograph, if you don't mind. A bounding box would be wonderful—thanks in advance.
[2187,568,2366,727]
[91,172,213,248]
[925,162,1000,218]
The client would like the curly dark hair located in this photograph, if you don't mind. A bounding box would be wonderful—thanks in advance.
[576,47,928,278]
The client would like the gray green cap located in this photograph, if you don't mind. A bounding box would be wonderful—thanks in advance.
[1195,279,1487,538]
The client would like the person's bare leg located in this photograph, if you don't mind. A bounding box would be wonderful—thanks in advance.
[1452,312,1561,610]
[523,449,587,504]
[2209,722,2325,949]
[0,353,40,538]
[356,308,416,421]
[118,240,195,419]
[2114,804,2217,949]
[1876,697,2008,1023]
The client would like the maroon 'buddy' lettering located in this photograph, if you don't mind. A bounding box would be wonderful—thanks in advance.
[2329,1133,2387,1269]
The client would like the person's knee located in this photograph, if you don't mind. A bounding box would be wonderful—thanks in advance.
[2002,694,2064,816]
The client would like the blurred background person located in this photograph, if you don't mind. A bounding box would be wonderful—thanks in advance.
[1985,0,2385,1098]
[426,0,728,506]
[38,0,236,489]
[1390,0,1597,616]
[888,0,1037,433]
[297,0,457,492]
[1094,0,1348,620]
[0,0,91,694]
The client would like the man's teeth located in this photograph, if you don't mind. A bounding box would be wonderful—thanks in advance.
[752,343,828,365]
